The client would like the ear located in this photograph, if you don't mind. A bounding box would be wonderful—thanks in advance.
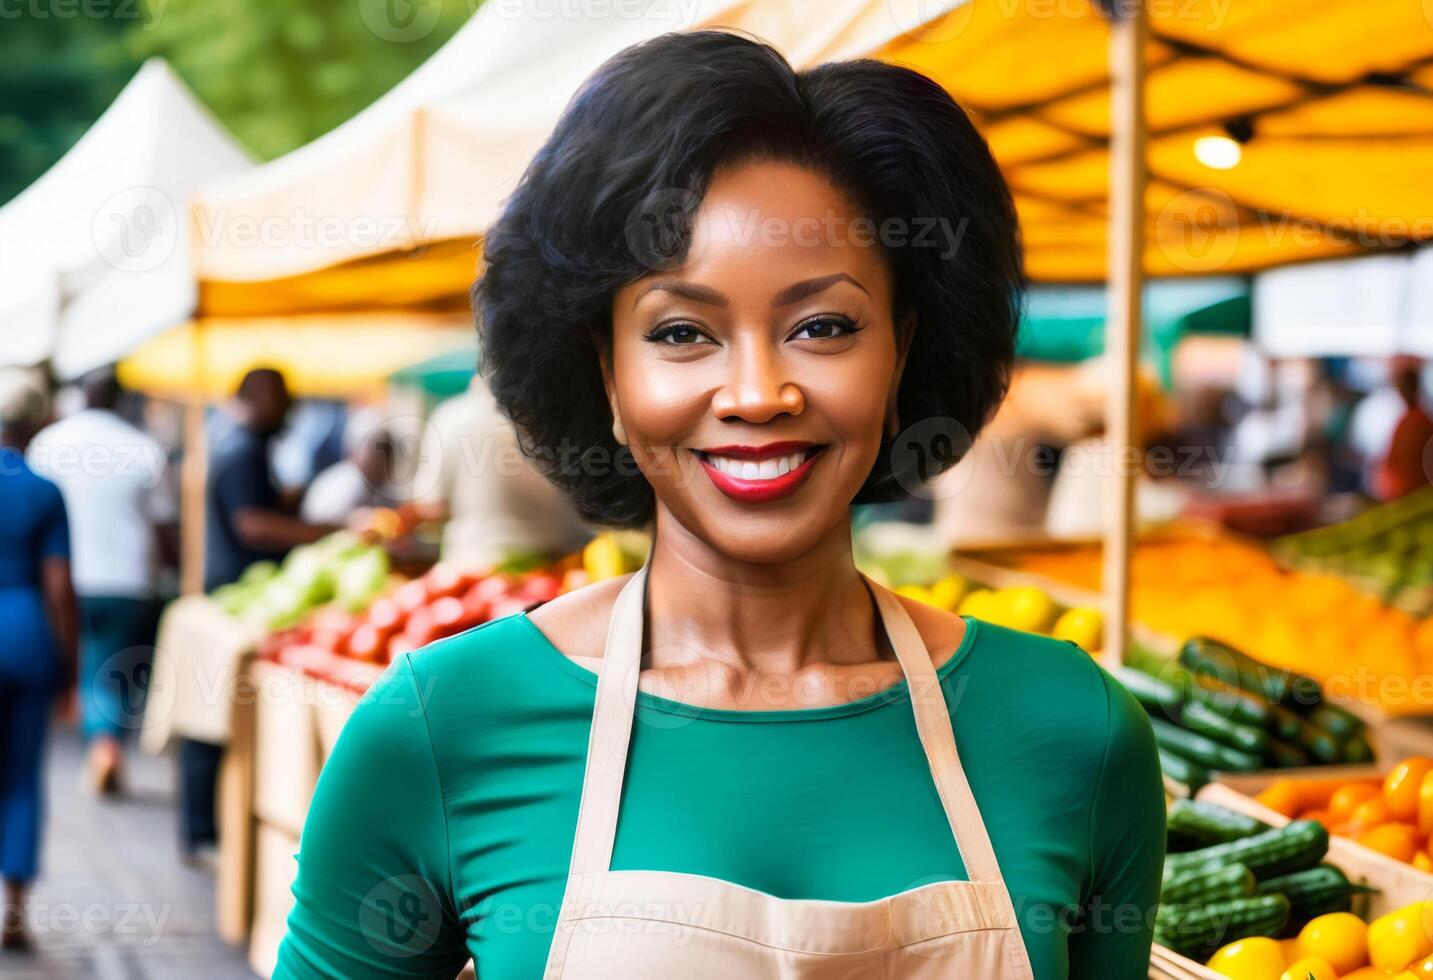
[885,312,916,439]
[597,337,626,446]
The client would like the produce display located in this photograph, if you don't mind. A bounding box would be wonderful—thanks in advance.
[1005,534,1433,716]
[1159,798,1379,976]
[1125,638,1374,792]
[854,525,1106,649]
[210,531,392,630]
[1255,759,1433,870]
[258,531,649,690]
[1275,488,1433,616]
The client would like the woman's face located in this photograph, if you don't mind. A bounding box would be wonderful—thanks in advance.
[606,159,906,564]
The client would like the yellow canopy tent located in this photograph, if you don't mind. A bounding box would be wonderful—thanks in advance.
[177,0,1433,319]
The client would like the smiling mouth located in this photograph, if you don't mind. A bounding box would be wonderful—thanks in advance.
[692,443,826,502]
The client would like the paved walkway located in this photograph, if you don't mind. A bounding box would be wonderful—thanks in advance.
[3,724,257,980]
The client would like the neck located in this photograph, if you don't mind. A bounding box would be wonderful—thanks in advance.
[643,508,882,676]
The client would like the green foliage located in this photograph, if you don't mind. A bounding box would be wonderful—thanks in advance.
[0,0,475,204]
[0,9,139,204]
[131,0,475,160]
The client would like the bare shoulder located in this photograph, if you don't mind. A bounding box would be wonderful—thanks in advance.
[524,573,633,662]
[891,591,970,670]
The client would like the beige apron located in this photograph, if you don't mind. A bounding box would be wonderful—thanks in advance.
[542,564,1037,979]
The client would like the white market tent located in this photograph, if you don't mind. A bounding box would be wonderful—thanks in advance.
[189,0,949,299]
[0,59,253,379]
[1253,248,1433,358]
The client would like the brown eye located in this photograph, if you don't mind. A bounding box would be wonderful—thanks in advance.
[790,316,858,341]
[646,323,710,345]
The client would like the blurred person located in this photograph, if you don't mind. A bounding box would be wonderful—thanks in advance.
[0,370,78,952]
[27,367,175,796]
[184,368,334,863]
[405,374,591,567]
[1373,355,1433,500]
[299,410,396,525]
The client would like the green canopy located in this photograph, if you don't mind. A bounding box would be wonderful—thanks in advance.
[1018,277,1250,385]
[388,347,478,399]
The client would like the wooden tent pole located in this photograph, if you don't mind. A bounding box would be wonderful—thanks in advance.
[179,396,208,595]
[1101,0,1148,669]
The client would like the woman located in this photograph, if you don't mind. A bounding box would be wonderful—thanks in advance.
[276,32,1163,979]
[0,370,78,951]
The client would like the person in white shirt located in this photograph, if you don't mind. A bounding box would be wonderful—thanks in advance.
[300,409,395,525]
[27,368,176,794]
[406,375,592,568]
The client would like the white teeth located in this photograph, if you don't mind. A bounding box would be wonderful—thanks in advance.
[704,450,813,480]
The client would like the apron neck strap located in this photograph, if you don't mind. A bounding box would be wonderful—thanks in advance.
[564,562,1003,884]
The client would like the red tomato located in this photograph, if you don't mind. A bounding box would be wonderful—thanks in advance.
[394,579,430,613]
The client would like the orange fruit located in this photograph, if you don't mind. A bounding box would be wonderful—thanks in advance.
[1360,822,1421,863]
[1414,850,1433,872]
[1418,771,1433,835]
[1303,809,1333,829]
[1258,779,1306,818]
[1330,783,1381,821]
[1350,795,1393,833]
[1387,758,1433,821]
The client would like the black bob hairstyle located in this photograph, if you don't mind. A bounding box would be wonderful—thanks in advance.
[476,30,1023,528]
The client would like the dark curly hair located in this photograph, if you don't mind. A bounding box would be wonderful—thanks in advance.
[475,30,1022,528]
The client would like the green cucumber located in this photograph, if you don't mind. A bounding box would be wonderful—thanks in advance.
[1154,894,1290,959]
[1263,737,1312,769]
[1111,665,1181,716]
[1266,707,1342,764]
[1341,734,1375,764]
[1177,701,1268,755]
[1180,636,1322,709]
[1166,665,1274,729]
[1166,800,1268,849]
[1310,704,1365,740]
[1256,863,1376,923]
[1164,820,1328,882]
[1150,718,1263,772]
[1159,747,1210,793]
[1161,862,1257,904]
[1265,704,1304,741]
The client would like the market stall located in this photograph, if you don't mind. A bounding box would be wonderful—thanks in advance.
[0,59,252,378]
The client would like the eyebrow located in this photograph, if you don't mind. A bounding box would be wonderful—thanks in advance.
[634,272,869,311]
[773,273,869,306]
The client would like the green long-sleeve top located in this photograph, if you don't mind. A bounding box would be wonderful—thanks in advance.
[273,612,1164,979]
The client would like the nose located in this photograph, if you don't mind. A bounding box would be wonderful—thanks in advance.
[710,340,804,423]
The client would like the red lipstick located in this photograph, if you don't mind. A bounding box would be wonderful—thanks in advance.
[694,442,824,503]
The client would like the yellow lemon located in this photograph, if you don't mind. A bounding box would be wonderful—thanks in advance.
[996,586,1057,633]
[895,585,938,607]
[1298,911,1369,973]
[1051,607,1104,650]
[582,533,627,581]
[928,574,969,612]
[957,589,996,620]
[1280,956,1338,980]
[1370,900,1433,971]
[1205,936,1288,980]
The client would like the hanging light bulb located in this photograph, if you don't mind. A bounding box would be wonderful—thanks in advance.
[1194,135,1242,170]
